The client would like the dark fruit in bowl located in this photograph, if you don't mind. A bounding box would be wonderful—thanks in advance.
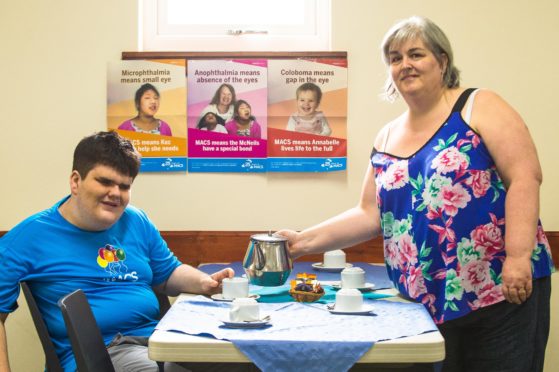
[295,283,313,292]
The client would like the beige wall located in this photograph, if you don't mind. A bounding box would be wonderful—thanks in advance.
[1,0,558,233]
[1,0,558,371]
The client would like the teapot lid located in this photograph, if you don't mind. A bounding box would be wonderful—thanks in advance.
[251,232,288,242]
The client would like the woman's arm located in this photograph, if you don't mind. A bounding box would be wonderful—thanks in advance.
[278,163,382,259]
[470,89,542,304]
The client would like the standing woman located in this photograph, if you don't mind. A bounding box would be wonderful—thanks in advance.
[118,83,172,136]
[278,16,554,372]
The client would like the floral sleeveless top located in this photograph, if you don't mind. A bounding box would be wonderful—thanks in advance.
[371,89,555,324]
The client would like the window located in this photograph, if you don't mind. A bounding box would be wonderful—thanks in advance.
[140,0,331,51]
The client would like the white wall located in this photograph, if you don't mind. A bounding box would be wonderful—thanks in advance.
[0,0,558,232]
[1,1,558,371]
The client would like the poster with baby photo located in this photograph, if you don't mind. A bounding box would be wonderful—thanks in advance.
[267,59,348,172]
[187,59,268,173]
[107,60,187,172]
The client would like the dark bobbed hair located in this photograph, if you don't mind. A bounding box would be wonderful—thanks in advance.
[381,16,461,101]
[209,84,236,105]
[197,111,225,129]
[233,100,256,122]
[72,131,141,179]
[134,83,160,111]
[296,82,323,105]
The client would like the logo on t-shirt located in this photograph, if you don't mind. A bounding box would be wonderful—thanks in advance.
[96,244,138,281]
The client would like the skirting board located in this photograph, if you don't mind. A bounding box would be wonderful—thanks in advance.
[1,230,557,269]
[159,231,559,269]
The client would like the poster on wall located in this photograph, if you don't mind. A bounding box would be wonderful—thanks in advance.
[187,59,268,172]
[107,60,187,172]
[267,58,348,172]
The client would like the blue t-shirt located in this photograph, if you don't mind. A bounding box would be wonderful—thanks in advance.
[0,196,182,371]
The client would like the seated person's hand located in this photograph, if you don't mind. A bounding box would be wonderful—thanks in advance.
[200,268,235,295]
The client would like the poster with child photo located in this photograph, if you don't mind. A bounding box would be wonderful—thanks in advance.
[187,59,268,172]
[267,58,348,172]
[107,60,187,172]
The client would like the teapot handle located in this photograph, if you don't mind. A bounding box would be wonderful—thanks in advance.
[254,241,266,270]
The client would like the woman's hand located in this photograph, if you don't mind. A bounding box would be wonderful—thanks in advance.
[501,256,533,304]
[275,229,305,260]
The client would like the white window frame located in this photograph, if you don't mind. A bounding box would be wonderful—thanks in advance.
[139,0,331,52]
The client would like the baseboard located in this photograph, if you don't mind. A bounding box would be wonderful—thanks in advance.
[1,230,557,268]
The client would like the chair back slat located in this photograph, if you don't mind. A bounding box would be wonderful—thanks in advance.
[57,289,115,372]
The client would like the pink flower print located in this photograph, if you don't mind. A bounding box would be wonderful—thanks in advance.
[407,265,427,298]
[456,138,469,149]
[421,293,437,315]
[440,183,471,216]
[384,238,402,270]
[466,130,481,148]
[399,233,418,267]
[431,147,469,174]
[376,187,383,208]
[465,170,492,198]
[474,283,504,307]
[471,222,504,258]
[429,217,456,245]
[421,174,452,211]
[536,225,553,258]
[460,259,491,293]
[536,225,549,246]
[425,206,442,220]
[383,160,409,190]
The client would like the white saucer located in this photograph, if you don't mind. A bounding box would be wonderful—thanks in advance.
[221,317,271,329]
[331,282,375,292]
[312,262,353,272]
[210,294,260,302]
[327,304,375,315]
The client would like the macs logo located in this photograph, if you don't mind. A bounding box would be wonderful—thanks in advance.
[161,158,185,169]
[241,159,264,170]
[321,158,344,169]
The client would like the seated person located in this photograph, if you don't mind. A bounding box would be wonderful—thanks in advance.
[0,131,233,371]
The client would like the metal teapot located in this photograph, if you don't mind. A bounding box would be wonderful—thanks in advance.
[242,233,293,286]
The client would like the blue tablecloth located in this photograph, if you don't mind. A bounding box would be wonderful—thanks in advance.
[156,296,437,372]
[199,261,395,292]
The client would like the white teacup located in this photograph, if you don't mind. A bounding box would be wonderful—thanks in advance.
[323,249,346,268]
[229,298,260,322]
[335,288,363,312]
[222,277,249,300]
[341,267,366,289]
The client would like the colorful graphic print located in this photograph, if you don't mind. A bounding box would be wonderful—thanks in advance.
[97,244,137,281]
